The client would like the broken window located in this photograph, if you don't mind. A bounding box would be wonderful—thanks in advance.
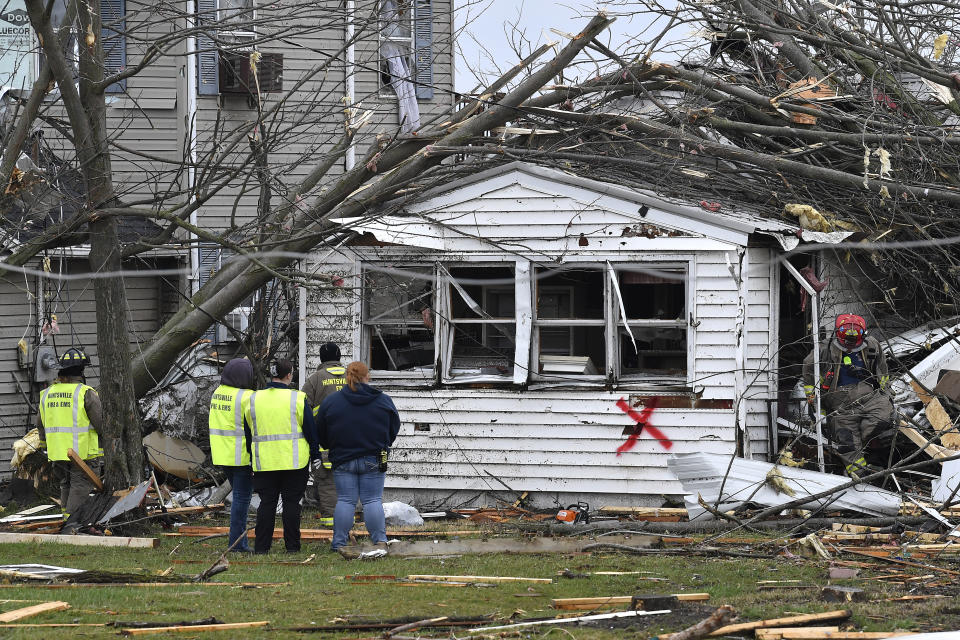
[615,267,688,377]
[444,265,515,379]
[378,0,421,132]
[362,265,435,372]
[534,268,606,378]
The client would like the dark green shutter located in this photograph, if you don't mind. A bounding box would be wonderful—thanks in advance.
[414,0,432,99]
[197,0,219,95]
[101,0,126,93]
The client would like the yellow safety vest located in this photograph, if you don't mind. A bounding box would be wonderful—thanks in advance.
[39,382,103,461]
[208,385,251,467]
[245,388,308,472]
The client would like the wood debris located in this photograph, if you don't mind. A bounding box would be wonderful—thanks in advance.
[0,601,70,623]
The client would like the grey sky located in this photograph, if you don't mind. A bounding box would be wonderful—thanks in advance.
[454,0,677,92]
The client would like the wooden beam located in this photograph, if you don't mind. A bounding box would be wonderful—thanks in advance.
[898,426,956,460]
[597,507,689,517]
[755,627,840,639]
[0,532,156,548]
[406,575,553,584]
[0,601,70,623]
[66,449,103,490]
[120,621,269,635]
[553,593,709,610]
[700,610,851,637]
[0,583,286,589]
[756,631,910,639]
[0,623,107,628]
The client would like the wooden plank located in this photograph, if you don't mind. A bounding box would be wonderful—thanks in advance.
[703,610,851,637]
[406,575,553,584]
[0,582,286,589]
[924,398,960,449]
[0,601,70,623]
[166,526,483,539]
[66,449,103,490]
[911,380,934,405]
[898,426,955,460]
[0,532,157,548]
[755,628,839,639]
[756,631,910,640]
[121,620,269,635]
[553,593,709,610]
[597,507,688,517]
[0,505,55,521]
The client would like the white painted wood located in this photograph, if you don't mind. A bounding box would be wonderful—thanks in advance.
[513,259,532,384]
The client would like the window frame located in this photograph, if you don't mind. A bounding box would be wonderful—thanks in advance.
[441,262,519,384]
[359,262,440,384]
[354,254,695,389]
[610,260,693,383]
[377,0,416,98]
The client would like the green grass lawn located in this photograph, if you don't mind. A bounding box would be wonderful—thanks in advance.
[0,513,957,639]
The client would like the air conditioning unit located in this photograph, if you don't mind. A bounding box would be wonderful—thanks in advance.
[219,51,283,94]
[218,306,252,342]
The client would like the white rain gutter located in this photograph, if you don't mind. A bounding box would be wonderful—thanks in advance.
[782,259,824,472]
[187,3,200,293]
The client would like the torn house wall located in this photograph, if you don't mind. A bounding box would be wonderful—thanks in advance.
[303,163,784,507]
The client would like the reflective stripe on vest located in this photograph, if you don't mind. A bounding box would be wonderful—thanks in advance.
[247,388,307,472]
[40,383,102,461]
[209,386,250,466]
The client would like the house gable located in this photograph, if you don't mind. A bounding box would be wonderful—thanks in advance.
[358,163,767,252]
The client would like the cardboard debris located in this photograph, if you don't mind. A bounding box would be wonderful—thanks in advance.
[667,453,901,520]
[142,432,206,481]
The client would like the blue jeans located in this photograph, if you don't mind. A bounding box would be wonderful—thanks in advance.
[227,466,253,552]
[332,456,386,549]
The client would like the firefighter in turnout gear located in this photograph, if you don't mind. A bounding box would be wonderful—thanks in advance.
[209,358,256,552]
[802,314,895,479]
[243,359,320,554]
[37,348,104,517]
[301,342,345,527]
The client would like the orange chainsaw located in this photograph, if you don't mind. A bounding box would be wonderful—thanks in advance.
[555,501,590,524]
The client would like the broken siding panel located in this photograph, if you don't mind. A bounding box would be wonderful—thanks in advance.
[0,274,37,476]
[817,255,872,331]
[386,389,734,497]
[693,251,739,399]
[304,253,358,371]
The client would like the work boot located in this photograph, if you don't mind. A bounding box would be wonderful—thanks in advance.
[337,545,361,560]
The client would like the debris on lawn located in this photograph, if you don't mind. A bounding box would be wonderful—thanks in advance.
[119,620,269,635]
[0,601,70,623]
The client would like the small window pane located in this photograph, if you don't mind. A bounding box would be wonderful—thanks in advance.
[366,267,433,322]
[620,327,687,375]
[619,268,685,320]
[539,326,606,376]
[536,269,603,319]
[364,266,435,372]
[449,266,515,319]
[451,322,515,377]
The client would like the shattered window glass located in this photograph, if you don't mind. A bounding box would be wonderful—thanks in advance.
[535,268,606,377]
[363,266,435,372]
[616,266,687,377]
[447,266,515,378]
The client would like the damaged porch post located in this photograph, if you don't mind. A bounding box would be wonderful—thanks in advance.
[782,260,825,472]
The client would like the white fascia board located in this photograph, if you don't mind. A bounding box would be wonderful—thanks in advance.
[336,216,447,250]
[403,163,756,246]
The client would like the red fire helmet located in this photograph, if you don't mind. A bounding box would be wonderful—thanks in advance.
[835,313,866,349]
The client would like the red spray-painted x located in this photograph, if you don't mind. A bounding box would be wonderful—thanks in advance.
[615,397,672,453]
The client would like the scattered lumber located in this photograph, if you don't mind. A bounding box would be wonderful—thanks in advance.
[0,532,157,548]
[552,593,709,610]
[696,609,851,638]
[372,534,661,557]
[66,449,104,490]
[406,575,552,584]
[842,549,960,575]
[0,582,286,589]
[756,631,910,639]
[0,623,107,628]
[663,605,736,640]
[0,505,56,523]
[120,620,269,635]
[0,601,70,622]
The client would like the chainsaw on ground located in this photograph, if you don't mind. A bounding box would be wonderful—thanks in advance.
[555,501,590,524]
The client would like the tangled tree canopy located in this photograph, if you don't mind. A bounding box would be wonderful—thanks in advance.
[431,0,960,326]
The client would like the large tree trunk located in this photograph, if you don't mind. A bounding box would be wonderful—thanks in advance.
[27,0,145,489]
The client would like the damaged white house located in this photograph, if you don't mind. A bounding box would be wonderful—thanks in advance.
[303,161,845,508]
